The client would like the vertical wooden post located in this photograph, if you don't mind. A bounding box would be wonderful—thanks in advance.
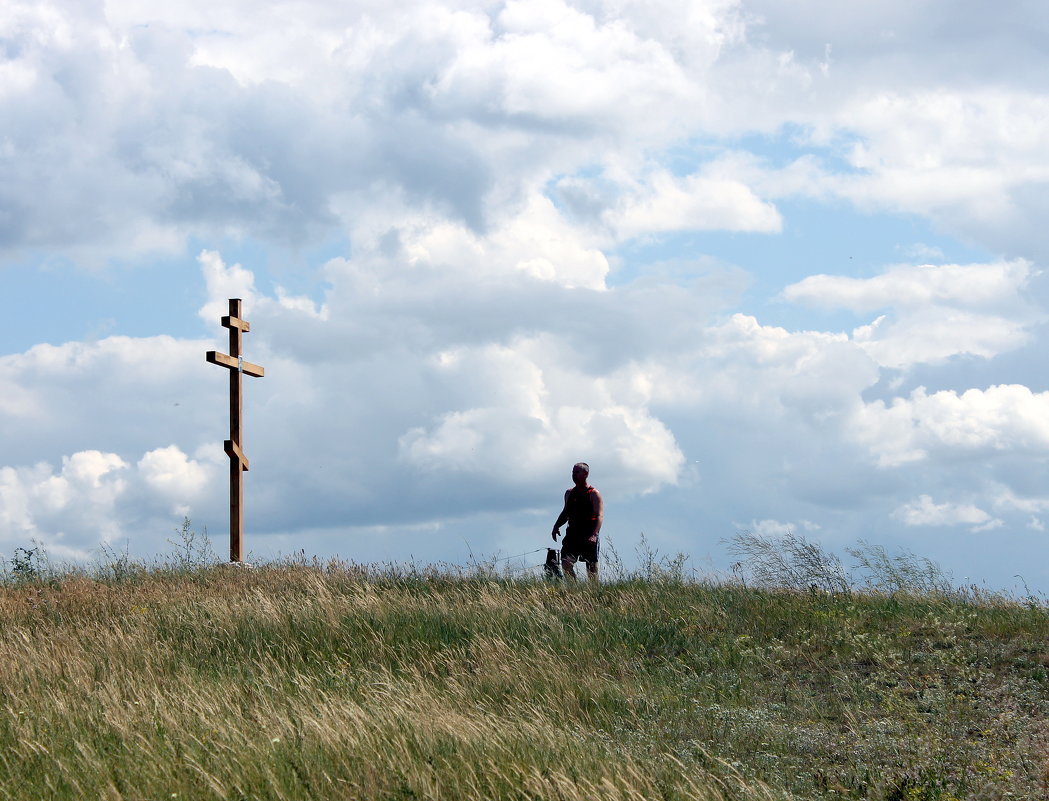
[228,299,244,562]
[206,299,265,563]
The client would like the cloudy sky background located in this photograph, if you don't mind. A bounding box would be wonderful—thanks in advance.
[3,0,1049,590]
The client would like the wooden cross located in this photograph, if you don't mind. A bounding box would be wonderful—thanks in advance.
[206,299,265,562]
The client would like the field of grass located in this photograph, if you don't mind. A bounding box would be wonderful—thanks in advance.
[2,544,1049,800]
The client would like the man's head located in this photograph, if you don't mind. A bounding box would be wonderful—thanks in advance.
[572,462,590,485]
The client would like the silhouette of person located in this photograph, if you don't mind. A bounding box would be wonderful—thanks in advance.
[551,462,603,581]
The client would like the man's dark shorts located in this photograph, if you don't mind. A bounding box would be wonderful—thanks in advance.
[561,534,599,566]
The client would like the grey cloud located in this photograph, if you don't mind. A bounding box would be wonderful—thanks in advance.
[0,337,220,467]
[287,259,737,375]
[974,181,1049,264]
[366,116,494,231]
[743,0,1049,89]
[0,0,723,261]
[5,0,1045,270]
[239,264,729,529]
[0,11,487,255]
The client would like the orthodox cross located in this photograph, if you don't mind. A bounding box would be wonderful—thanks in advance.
[206,298,265,562]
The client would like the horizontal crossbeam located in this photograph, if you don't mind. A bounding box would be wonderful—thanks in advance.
[221,315,251,332]
[224,439,250,471]
[206,350,266,377]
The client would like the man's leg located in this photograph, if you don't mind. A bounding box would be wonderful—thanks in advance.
[561,557,577,580]
[585,559,598,582]
[561,549,578,581]
[584,538,599,582]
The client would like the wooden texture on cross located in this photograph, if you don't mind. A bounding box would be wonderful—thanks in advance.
[206,298,265,562]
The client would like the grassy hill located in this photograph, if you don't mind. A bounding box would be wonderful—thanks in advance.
[2,550,1048,800]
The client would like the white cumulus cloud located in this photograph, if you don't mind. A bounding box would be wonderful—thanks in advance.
[784,260,1041,368]
[892,494,1001,531]
[853,384,1049,467]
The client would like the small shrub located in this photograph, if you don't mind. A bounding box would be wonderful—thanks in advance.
[9,546,42,583]
[94,541,142,584]
[165,517,217,571]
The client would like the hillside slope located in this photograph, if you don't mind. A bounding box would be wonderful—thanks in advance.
[2,564,1047,800]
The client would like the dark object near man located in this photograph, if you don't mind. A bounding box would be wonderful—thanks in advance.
[544,548,563,578]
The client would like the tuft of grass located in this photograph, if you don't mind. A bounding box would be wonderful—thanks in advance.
[845,539,956,598]
[0,553,1048,800]
[728,529,850,594]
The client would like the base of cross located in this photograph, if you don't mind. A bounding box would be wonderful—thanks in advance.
[220,561,256,570]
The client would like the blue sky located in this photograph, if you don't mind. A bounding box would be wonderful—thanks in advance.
[3,0,1049,593]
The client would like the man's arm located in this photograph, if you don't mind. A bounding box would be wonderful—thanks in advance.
[590,489,603,541]
[551,489,571,540]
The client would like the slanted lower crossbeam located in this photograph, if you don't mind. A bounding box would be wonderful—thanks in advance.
[206,298,266,562]
[206,351,266,377]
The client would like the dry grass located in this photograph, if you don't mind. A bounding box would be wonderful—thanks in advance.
[1,560,1048,800]
[0,567,749,800]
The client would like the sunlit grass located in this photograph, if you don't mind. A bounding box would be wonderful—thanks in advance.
[1,551,1048,800]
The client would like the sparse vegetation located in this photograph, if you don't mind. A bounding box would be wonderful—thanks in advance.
[0,530,1047,800]
[8,545,45,583]
[728,529,850,594]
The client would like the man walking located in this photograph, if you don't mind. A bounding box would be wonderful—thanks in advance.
[551,462,603,582]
